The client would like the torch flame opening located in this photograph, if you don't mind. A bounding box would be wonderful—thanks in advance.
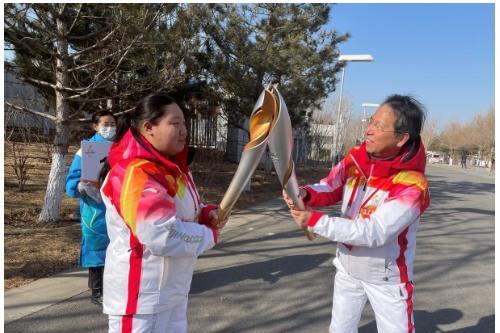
[245,90,278,150]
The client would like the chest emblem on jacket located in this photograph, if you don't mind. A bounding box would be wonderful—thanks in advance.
[359,192,386,219]
[360,205,377,219]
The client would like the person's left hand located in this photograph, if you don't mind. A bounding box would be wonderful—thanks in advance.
[290,208,312,229]
[208,209,228,230]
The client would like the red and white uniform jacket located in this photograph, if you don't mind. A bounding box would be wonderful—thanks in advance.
[101,129,218,315]
[304,141,430,285]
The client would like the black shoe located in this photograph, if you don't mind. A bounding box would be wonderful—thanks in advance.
[91,290,103,306]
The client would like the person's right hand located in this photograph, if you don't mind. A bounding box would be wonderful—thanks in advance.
[282,188,307,210]
[208,209,229,230]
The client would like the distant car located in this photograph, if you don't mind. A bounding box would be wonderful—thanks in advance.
[428,154,442,164]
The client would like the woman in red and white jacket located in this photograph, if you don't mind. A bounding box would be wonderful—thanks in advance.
[285,95,430,333]
[100,93,227,333]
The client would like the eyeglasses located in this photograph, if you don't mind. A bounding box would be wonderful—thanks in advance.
[366,117,404,133]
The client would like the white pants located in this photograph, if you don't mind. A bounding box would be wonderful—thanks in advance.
[330,266,415,333]
[108,301,188,333]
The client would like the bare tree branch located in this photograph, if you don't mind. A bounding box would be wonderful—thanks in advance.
[62,81,118,95]
[5,101,57,122]
[66,101,88,119]
[31,5,58,36]
[66,3,83,35]
[68,24,120,58]
[67,8,163,97]
[71,105,135,123]
[67,43,134,72]
[4,28,59,57]
[113,106,136,116]
[67,90,137,103]
[26,77,57,89]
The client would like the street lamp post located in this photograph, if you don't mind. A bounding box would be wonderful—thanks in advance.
[360,102,380,142]
[332,54,374,166]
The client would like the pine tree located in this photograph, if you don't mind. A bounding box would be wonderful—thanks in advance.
[189,4,349,128]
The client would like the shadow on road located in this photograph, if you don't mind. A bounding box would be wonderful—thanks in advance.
[426,175,494,205]
[5,291,108,333]
[191,253,332,294]
[359,309,494,333]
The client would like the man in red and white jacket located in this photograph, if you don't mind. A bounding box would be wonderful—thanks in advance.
[285,95,430,333]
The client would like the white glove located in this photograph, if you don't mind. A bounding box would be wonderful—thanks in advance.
[77,181,102,204]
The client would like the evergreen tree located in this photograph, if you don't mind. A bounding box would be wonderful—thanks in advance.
[189,4,349,128]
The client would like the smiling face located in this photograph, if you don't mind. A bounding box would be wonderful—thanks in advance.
[364,104,409,158]
[140,103,187,157]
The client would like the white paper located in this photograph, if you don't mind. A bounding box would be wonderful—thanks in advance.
[81,141,112,182]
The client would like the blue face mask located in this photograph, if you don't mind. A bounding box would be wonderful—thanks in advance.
[99,126,116,140]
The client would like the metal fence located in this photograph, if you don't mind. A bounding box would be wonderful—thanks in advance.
[188,113,218,148]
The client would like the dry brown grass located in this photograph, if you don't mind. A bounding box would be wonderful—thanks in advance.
[4,142,84,289]
[4,143,330,290]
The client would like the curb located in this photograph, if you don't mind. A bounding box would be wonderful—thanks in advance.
[4,268,89,324]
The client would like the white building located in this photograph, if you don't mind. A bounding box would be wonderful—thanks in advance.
[309,123,334,161]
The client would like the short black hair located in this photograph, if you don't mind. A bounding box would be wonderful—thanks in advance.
[382,94,426,146]
[382,94,426,162]
[91,110,116,124]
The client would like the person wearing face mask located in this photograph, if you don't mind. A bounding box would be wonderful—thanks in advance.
[65,110,117,306]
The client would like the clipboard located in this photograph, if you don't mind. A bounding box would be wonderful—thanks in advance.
[81,140,113,182]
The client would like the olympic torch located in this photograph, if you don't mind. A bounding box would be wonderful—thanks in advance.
[217,89,278,222]
[266,85,316,241]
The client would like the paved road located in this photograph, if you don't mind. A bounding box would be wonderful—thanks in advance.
[5,164,494,333]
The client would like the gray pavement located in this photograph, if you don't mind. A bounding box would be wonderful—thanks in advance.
[4,164,494,332]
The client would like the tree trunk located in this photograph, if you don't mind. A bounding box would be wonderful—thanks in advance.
[38,8,70,223]
[38,123,69,222]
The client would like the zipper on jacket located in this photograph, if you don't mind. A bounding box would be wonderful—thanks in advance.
[350,153,368,180]
[362,164,374,192]
[349,153,371,193]
[347,154,369,213]
[184,171,201,218]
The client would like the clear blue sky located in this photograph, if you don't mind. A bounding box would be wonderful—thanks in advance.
[326,3,494,129]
